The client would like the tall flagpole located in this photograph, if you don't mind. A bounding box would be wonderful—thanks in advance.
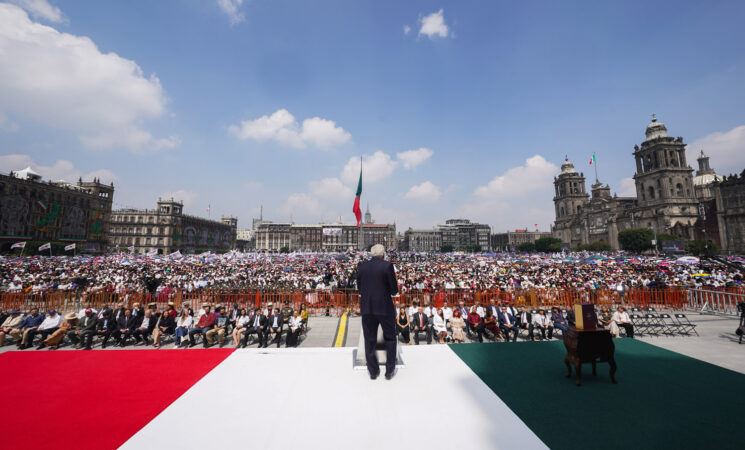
[358,155,363,252]
[594,152,599,182]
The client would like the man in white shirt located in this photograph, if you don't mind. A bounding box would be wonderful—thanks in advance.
[441,301,453,323]
[36,309,62,342]
[77,303,98,319]
[423,301,435,319]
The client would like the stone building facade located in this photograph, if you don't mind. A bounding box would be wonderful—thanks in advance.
[0,168,114,252]
[403,228,442,252]
[437,219,491,251]
[491,229,552,251]
[108,198,237,254]
[254,221,396,252]
[714,172,745,254]
[553,117,722,250]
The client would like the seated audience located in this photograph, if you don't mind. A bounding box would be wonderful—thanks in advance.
[449,309,466,343]
[396,307,411,344]
[43,313,77,350]
[174,309,193,347]
[11,308,44,349]
[68,309,97,350]
[551,307,569,335]
[0,309,23,346]
[231,308,251,347]
[132,309,156,345]
[205,306,228,347]
[499,306,518,342]
[467,307,485,343]
[483,309,500,342]
[152,309,175,348]
[117,309,137,347]
[267,307,283,348]
[612,306,634,338]
[286,310,303,347]
[242,308,267,348]
[433,309,448,343]
[189,305,216,348]
[412,306,431,345]
[517,306,534,341]
[94,311,117,349]
[532,309,553,340]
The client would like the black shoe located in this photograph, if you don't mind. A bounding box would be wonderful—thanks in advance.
[385,370,397,380]
[102,344,107,349]
[36,344,46,350]
[188,342,196,348]
[84,346,92,350]
[370,372,379,380]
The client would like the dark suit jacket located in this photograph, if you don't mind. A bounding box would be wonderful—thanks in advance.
[517,311,532,326]
[249,314,267,329]
[117,315,135,331]
[267,314,283,330]
[357,257,398,316]
[157,314,175,333]
[412,313,429,329]
[97,317,114,331]
[498,312,517,327]
[78,315,97,332]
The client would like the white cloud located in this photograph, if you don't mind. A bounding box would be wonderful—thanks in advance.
[10,0,64,23]
[617,177,637,197]
[216,0,245,25]
[160,189,197,208]
[688,125,745,173]
[228,109,351,150]
[0,4,176,153]
[397,147,433,169]
[310,177,353,200]
[405,181,441,201]
[419,9,449,39]
[474,155,558,198]
[0,154,116,183]
[341,151,397,184]
[279,193,319,217]
[403,25,411,35]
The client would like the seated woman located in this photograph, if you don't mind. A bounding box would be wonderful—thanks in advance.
[299,304,309,332]
[432,309,448,344]
[152,309,175,348]
[597,305,620,337]
[231,309,251,347]
[42,313,77,350]
[532,309,553,340]
[174,309,193,347]
[483,309,500,342]
[286,310,303,348]
[396,307,411,345]
[612,306,634,338]
[449,309,466,343]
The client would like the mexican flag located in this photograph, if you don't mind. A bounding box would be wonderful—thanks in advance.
[11,241,26,249]
[352,160,362,227]
[64,243,76,251]
[589,153,596,165]
[37,199,48,211]
[38,242,51,251]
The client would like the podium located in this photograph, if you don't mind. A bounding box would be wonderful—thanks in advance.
[563,326,617,386]
[353,327,404,370]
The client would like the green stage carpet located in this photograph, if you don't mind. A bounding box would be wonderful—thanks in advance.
[450,339,745,450]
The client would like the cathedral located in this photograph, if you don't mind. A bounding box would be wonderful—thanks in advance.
[552,116,722,250]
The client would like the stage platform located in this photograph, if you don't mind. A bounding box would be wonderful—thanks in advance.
[1,340,743,449]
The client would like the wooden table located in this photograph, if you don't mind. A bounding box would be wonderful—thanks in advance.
[563,326,617,386]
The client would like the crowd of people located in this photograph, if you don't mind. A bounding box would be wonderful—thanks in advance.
[392,298,635,345]
[0,251,742,296]
[0,300,309,351]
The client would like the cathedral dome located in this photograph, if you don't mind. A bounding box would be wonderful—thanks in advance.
[694,172,722,186]
[560,156,576,174]
[645,116,668,140]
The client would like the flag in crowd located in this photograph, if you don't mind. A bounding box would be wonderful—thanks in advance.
[127,245,135,252]
[64,243,76,251]
[11,241,26,249]
[38,242,51,251]
[169,250,182,259]
[146,249,158,257]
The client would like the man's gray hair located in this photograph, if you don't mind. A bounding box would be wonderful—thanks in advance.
[370,244,385,258]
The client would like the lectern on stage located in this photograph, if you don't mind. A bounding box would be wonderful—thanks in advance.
[564,303,617,386]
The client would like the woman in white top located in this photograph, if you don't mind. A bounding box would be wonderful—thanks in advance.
[231,309,251,347]
[612,306,634,338]
[286,311,303,347]
[531,309,552,340]
[433,309,448,344]
[174,310,193,347]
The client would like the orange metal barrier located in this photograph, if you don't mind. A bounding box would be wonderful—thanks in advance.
[0,286,694,314]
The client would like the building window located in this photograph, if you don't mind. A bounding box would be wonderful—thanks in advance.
[648,186,655,199]
[676,183,683,197]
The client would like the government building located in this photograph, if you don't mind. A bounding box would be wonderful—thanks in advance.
[552,116,727,251]
[108,198,237,254]
[0,167,114,252]
[403,218,492,252]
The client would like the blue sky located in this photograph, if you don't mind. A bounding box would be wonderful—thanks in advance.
[2,0,745,232]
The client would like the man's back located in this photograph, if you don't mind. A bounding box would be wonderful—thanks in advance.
[357,257,398,316]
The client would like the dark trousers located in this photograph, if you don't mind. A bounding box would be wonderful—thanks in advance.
[501,325,518,342]
[189,327,211,346]
[618,323,634,338]
[286,328,301,347]
[38,327,58,342]
[535,325,552,339]
[519,323,534,340]
[243,326,265,347]
[98,329,117,346]
[133,327,150,344]
[412,326,431,345]
[470,323,485,342]
[268,326,282,347]
[396,324,410,343]
[362,314,397,376]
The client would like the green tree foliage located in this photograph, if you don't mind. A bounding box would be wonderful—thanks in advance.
[440,244,454,253]
[577,241,611,252]
[534,237,562,252]
[686,240,718,257]
[618,228,655,252]
[516,242,535,252]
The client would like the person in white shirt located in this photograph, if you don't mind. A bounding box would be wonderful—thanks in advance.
[423,301,435,319]
[28,309,62,348]
[77,303,97,319]
[231,309,251,347]
[174,310,193,347]
[475,302,485,318]
[612,306,634,338]
[407,301,419,321]
[441,302,453,323]
[432,309,448,343]
[286,310,303,347]
[532,309,552,340]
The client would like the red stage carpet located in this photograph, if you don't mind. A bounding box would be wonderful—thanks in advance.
[0,349,234,449]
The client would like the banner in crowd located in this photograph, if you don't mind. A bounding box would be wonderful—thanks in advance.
[169,250,182,259]
[38,242,51,251]
[323,227,342,237]
[11,242,26,249]
[127,246,135,252]
[146,249,158,257]
[64,243,76,251]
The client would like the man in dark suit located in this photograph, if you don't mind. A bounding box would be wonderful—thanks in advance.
[96,311,117,348]
[117,309,137,347]
[498,306,519,342]
[517,306,533,341]
[267,307,284,347]
[411,306,431,345]
[357,244,398,380]
[242,308,267,348]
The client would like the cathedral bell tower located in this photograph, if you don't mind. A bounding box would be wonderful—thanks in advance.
[553,156,589,245]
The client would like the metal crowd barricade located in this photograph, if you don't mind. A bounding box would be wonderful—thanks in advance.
[688,289,744,316]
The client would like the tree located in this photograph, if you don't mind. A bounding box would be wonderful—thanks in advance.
[440,244,454,253]
[516,242,535,252]
[470,245,482,253]
[534,237,562,252]
[618,228,654,252]
[686,240,718,257]
[279,246,290,253]
[578,241,611,252]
